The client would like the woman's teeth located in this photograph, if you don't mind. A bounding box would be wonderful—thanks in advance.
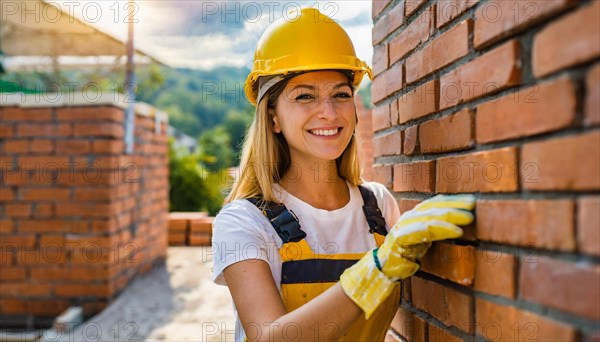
[310,128,339,136]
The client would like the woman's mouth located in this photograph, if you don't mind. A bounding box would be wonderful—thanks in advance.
[307,127,342,138]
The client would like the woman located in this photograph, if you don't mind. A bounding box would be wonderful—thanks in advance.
[212,7,475,341]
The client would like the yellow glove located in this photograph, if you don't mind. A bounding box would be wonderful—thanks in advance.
[340,194,475,318]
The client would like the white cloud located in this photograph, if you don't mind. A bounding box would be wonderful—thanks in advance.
[48,0,374,70]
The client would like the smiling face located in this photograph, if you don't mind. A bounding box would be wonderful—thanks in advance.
[270,70,356,166]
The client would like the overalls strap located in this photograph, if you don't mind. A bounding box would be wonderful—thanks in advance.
[357,185,388,237]
[247,197,307,243]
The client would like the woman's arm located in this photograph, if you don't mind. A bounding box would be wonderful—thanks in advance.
[223,259,362,342]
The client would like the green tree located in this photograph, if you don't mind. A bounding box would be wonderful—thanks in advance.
[223,108,253,162]
[198,126,235,172]
[168,138,226,215]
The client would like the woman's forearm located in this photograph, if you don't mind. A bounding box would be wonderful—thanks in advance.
[247,283,361,342]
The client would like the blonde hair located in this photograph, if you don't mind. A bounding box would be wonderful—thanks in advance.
[224,75,363,205]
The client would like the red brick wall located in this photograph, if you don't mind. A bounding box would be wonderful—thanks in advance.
[372,0,599,340]
[355,95,375,181]
[0,104,169,329]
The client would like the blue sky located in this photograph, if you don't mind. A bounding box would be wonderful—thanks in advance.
[51,1,374,70]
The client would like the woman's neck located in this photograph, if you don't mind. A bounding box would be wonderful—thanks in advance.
[279,159,350,211]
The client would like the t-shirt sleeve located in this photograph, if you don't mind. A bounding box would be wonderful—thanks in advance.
[211,200,276,286]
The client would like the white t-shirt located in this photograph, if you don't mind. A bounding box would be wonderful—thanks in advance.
[211,181,400,341]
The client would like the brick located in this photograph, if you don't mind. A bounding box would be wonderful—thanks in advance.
[390,99,399,126]
[0,299,28,314]
[578,196,600,256]
[372,164,393,188]
[520,256,600,320]
[586,63,600,126]
[474,250,516,298]
[372,0,392,19]
[18,156,70,168]
[437,0,479,28]
[373,44,389,76]
[190,217,214,234]
[405,0,427,17]
[393,160,435,193]
[373,103,391,131]
[521,131,600,191]
[74,187,116,201]
[5,203,31,217]
[73,122,124,138]
[56,140,91,154]
[420,243,476,286]
[189,234,211,246]
[0,188,15,201]
[1,107,52,121]
[3,140,29,153]
[411,277,473,332]
[0,283,52,297]
[56,106,123,122]
[387,62,403,96]
[28,300,70,316]
[406,20,469,83]
[390,308,426,341]
[390,8,434,64]
[403,125,418,155]
[0,219,14,234]
[441,40,521,109]
[168,218,188,232]
[0,267,26,281]
[55,283,114,297]
[18,123,71,137]
[475,0,575,48]
[476,77,575,144]
[30,140,55,153]
[0,124,15,138]
[92,139,124,154]
[398,80,438,123]
[34,203,53,217]
[374,3,405,45]
[476,298,576,341]
[420,109,473,153]
[476,199,574,250]
[436,147,518,193]
[374,131,402,157]
[19,188,71,201]
[19,219,88,233]
[56,202,115,217]
[386,4,405,37]
[397,198,421,214]
[1,235,36,249]
[169,232,186,245]
[533,1,600,77]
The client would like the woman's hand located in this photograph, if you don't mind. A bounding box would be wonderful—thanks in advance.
[340,194,476,318]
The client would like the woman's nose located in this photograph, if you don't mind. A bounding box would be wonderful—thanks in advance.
[316,98,338,120]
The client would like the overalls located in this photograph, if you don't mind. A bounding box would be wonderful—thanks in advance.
[248,186,401,341]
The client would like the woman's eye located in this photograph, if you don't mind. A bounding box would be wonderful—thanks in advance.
[334,92,352,99]
[295,93,315,101]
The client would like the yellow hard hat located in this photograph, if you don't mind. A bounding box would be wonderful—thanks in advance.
[244,7,373,105]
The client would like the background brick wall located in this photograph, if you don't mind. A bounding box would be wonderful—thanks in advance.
[371,0,600,340]
[0,103,169,329]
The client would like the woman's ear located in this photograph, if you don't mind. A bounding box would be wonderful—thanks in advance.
[269,108,282,133]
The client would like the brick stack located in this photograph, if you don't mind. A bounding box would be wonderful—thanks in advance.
[0,101,169,329]
[371,0,599,340]
[168,212,214,246]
